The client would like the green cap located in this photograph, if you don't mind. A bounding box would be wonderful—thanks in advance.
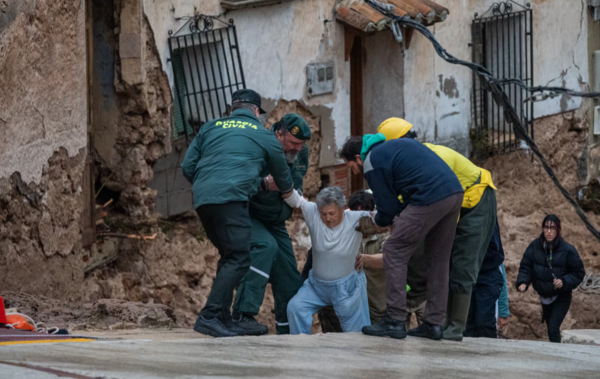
[281,113,311,140]
[232,89,266,114]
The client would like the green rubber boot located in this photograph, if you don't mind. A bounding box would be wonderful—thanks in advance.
[442,291,472,342]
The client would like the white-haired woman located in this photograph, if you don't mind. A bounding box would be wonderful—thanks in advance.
[285,186,374,334]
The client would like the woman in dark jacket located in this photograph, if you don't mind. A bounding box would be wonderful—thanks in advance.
[516,215,585,343]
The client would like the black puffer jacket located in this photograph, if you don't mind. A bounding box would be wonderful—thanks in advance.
[516,237,585,298]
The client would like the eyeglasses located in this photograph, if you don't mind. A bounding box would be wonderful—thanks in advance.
[543,226,557,231]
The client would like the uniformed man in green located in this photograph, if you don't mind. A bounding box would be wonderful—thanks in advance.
[231,113,312,335]
[181,89,295,338]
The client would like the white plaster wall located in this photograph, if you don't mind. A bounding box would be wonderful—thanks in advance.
[404,0,589,155]
[143,0,349,168]
[0,2,87,183]
[363,30,405,135]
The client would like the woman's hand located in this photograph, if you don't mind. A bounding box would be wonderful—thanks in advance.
[553,279,563,289]
[518,284,527,292]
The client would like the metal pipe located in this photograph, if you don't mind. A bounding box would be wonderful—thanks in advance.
[168,37,190,144]
[196,32,218,120]
[212,29,229,116]
[218,27,234,100]
[181,34,204,131]
[232,25,247,88]
[226,27,241,91]
[188,33,211,127]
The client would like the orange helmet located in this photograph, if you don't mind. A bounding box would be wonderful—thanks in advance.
[6,314,35,331]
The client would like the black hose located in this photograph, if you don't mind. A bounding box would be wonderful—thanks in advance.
[366,1,600,242]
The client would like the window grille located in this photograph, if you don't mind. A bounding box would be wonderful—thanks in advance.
[471,1,534,156]
[168,17,246,142]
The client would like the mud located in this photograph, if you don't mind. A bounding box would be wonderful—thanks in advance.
[1,292,176,331]
[478,112,600,340]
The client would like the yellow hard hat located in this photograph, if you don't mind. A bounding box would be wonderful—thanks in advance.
[377,118,414,140]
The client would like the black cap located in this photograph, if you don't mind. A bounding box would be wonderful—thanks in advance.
[232,89,266,114]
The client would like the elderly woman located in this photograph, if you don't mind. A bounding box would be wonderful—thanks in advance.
[516,214,585,343]
[285,186,373,334]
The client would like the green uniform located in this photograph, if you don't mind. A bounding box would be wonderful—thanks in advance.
[233,142,309,334]
[181,108,294,322]
[181,108,294,207]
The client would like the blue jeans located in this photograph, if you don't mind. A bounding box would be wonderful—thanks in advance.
[287,270,371,334]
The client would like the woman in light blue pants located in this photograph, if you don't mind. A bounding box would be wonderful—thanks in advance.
[284,186,376,334]
[288,270,371,334]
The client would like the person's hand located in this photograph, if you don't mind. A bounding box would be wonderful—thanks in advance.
[553,279,563,289]
[518,284,527,292]
[355,254,366,272]
[497,317,509,330]
[266,175,279,191]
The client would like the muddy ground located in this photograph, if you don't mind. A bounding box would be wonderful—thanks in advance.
[3,112,600,340]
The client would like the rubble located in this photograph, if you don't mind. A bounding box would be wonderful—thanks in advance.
[480,111,600,340]
[1,292,177,331]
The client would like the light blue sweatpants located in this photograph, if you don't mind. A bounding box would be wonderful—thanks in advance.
[287,270,371,334]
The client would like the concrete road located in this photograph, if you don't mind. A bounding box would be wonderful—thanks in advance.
[1,331,599,378]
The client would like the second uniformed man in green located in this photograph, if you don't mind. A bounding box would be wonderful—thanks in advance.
[232,113,312,335]
[181,89,295,338]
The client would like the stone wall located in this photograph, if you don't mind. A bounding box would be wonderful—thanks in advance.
[0,0,88,298]
[92,0,172,220]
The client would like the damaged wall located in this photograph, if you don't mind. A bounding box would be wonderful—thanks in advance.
[404,0,590,156]
[0,0,88,297]
[144,0,349,169]
[92,0,173,220]
[480,112,600,340]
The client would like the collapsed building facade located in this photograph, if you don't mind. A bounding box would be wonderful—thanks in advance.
[1,0,600,337]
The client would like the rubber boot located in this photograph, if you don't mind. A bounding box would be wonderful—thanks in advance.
[442,291,472,342]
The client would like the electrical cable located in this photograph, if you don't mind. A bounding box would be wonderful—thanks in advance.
[366,0,600,243]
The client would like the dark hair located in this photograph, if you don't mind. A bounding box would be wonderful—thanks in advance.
[271,120,288,134]
[542,214,562,240]
[231,102,258,112]
[338,136,364,162]
[348,190,375,211]
[403,130,418,139]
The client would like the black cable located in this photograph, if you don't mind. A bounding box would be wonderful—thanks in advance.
[366,0,600,243]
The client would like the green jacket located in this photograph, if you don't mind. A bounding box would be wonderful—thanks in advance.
[181,109,294,208]
[250,142,309,225]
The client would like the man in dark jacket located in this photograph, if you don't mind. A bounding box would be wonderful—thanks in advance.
[516,215,585,343]
[232,113,311,335]
[181,89,294,338]
[339,134,464,340]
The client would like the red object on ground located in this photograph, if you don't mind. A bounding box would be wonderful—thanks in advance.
[0,296,6,324]
[5,315,35,331]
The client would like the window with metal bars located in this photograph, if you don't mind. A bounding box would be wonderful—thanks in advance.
[168,17,246,143]
[471,1,534,157]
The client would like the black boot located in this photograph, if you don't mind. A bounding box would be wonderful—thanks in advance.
[231,314,269,336]
[407,321,443,340]
[362,316,406,339]
[193,315,238,338]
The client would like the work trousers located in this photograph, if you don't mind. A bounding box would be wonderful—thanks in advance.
[288,270,370,334]
[406,298,427,327]
[384,192,463,325]
[464,266,503,338]
[196,202,251,320]
[541,291,572,343]
[233,217,302,333]
[450,188,497,294]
